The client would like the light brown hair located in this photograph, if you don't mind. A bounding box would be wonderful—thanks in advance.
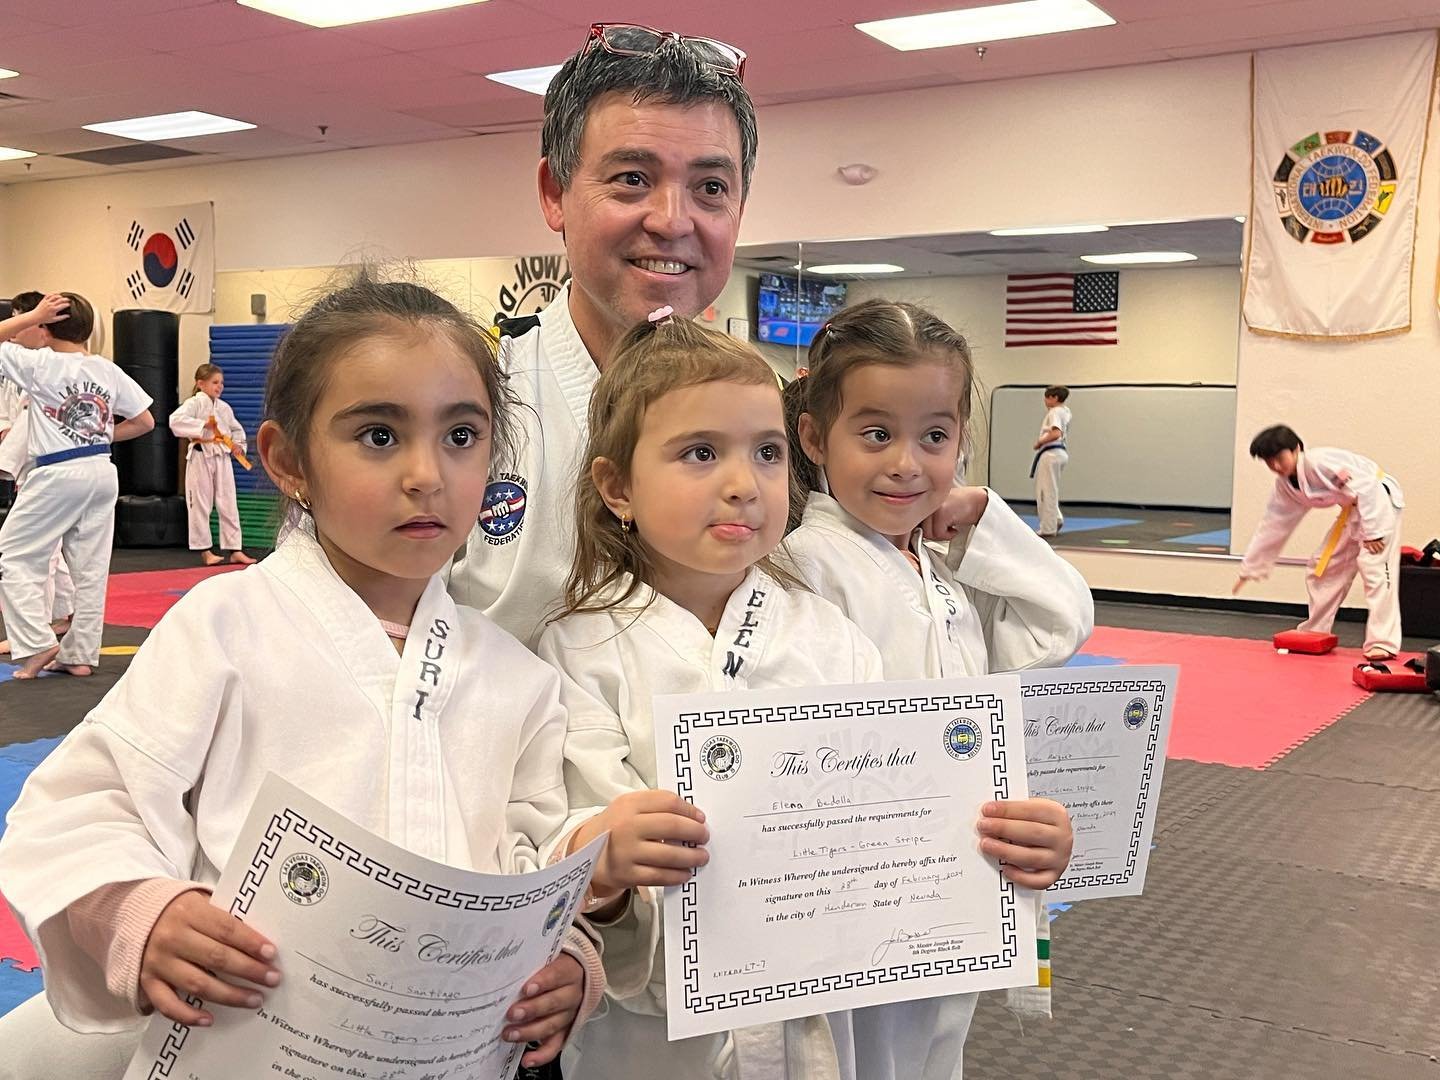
[790,298,973,507]
[559,317,802,619]
[193,363,223,387]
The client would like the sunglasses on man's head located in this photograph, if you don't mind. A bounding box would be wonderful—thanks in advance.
[584,22,747,81]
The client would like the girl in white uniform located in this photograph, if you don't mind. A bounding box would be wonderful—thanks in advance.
[0,293,155,679]
[786,299,1092,1079]
[0,277,602,1078]
[169,362,255,566]
[536,313,878,1080]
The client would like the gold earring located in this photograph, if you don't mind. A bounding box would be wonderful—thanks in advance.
[619,514,631,534]
[294,489,311,512]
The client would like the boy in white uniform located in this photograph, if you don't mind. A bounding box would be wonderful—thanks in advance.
[1032,385,1071,537]
[0,294,155,678]
[0,292,74,656]
[1234,424,1405,660]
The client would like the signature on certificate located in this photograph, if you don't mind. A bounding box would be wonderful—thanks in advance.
[869,922,973,967]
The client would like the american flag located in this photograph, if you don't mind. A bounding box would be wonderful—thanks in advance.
[1005,272,1119,347]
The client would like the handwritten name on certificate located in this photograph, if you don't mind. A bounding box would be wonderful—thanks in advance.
[124,774,603,1080]
[653,676,1036,1039]
[1019,665,1178,902]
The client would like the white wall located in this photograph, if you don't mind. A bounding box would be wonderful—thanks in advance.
[2,45,1433,606]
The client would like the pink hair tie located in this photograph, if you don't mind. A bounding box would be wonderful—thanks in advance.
[647,305,675,323]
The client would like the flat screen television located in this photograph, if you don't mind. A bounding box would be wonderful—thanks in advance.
[754,273,847,348]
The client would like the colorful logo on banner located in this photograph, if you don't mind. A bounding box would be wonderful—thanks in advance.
[123,215,200,300]
[1270,130,1397,245]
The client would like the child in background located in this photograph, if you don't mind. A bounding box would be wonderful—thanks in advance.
[1234,424,1405,660]
[0,276,601,1076]
[0,291,74,658]
[787,298,1091,1077]
[169,362,256,566]
[0,293,155,679]
[1032,385,1071,537]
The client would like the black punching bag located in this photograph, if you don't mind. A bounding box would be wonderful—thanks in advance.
[111,309,179,496]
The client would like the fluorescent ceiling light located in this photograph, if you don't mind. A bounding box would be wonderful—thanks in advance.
[0,146,36,161]
[237,0,487,28]
[486,64,563,96]
[83,111,256,141]
[857,0,1115,51]
[797,263,906,274]
[990,224,1109,236]
[1081,251,1197,265]
[0,68,19,79]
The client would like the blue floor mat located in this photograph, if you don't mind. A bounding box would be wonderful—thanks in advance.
[1066,653,1126,667]
[1169,528,1232,547]
[0,958,41,1016]
[1017,514,1143,534]
[0,738,62,844]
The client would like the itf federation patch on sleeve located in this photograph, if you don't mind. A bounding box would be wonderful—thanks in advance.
[478,473,527,544]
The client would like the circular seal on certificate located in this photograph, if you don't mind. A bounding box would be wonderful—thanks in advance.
[280,853,329,906]
[1123,697,1149,730]
[943,717,982,761]
[700,734,742,781]
[1272,129,1396,245]
[544,893,568,935]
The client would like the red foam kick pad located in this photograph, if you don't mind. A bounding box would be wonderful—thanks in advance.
[1352,661,1429,693]
[1273,630,1339,654]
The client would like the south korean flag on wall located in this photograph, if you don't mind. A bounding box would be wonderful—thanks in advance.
[111,201,215,314]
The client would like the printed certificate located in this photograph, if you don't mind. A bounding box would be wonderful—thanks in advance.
[124,774,602,1080]
[654,677,1035,1039]
[1020,665,1177,902]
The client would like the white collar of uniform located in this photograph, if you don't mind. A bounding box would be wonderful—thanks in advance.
[260,522,455,694]
[537,283,601,431]
[586,566,779,683]
[802,490,930,597]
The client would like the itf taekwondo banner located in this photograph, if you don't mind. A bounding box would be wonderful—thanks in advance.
[1243,32,1437,339]
[111,202,215,314]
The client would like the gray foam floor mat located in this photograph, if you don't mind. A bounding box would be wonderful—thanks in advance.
[964,979,1438,1078]
[1162,768,1440,891]
[1271,704,1440,790]
[1153,760,1248,839]
[1040,845,1440,1058]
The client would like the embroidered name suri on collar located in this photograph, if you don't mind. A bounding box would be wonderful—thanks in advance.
[411,617,451,721]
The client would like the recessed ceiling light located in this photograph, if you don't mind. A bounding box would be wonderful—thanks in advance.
[486,64,563,96]
[1081,251,1197,265]
[990,224,1110,236]
[0,146,36,161]
[83,111,256,141]
[857,0,1115,52]
[0,68,19,80]
[237,0,487,28]
[796,263,906,274]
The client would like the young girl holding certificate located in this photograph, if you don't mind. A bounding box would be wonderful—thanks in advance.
[539,312,1072,1079]
[785,298,1092,1074]
[0,276,602,1076]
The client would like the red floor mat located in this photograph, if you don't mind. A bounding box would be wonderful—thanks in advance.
[1083,626,1370,769]
[104,565,245,629]
[0,888,38,974]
